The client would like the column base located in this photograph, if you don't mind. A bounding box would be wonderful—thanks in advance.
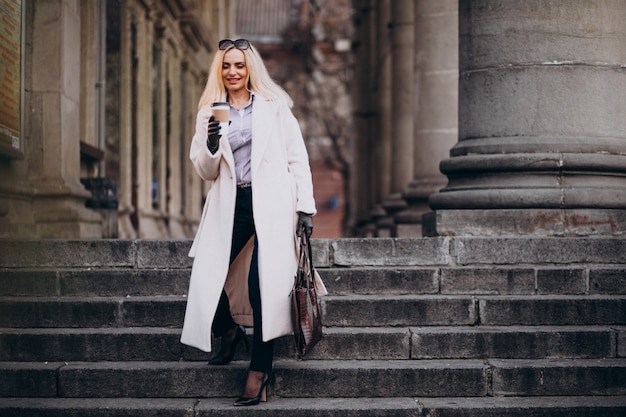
[423,209,626,237]
[395,204,430,238]
[32,196,102,239]
[137,209,170,238]
[117,209,138,239]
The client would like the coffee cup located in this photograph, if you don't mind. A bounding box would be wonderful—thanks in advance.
[210,102,230,137]
[211,102,230,123]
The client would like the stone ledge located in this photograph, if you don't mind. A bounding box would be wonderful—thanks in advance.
[423,209,626,237]
[1,236,625,268]
[1,397,625,417]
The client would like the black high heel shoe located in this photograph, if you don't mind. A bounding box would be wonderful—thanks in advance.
[233,371,270,406]
[208,325,248,366]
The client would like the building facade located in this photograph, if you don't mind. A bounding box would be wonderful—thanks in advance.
[0,0,353,239]
[0,0,230,239]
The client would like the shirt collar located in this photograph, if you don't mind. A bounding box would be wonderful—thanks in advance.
[246,92,255,108]
[227,92,254,110]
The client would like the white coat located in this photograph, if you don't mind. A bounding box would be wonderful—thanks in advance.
[180,94,320,353]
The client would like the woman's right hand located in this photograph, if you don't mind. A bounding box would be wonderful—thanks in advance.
[207,115,221,153]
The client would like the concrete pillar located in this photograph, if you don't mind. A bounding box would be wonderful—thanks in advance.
[79,1,98,151]
[376,0,414,236]
[181,63,202,236]
[376,0,392,202]
[166,44,186,238]
[366,0,392,231]
[79,0,106,179]
[117,1,136,238]
[365,2,381,211]
[389,0,415,193]
[396,0,458,237]
[425,0,626,236]
[350,0,376,232]
[154,36,168,224]
[29,0,101,237]
[118,0,162,238]
[133,7,162,238]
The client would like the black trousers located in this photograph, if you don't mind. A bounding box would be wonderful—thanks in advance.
[212,187,274,372]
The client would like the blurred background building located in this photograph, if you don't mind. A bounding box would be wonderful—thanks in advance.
[1,0,225,239]
[232,0,353,238]
[0,0,354,240]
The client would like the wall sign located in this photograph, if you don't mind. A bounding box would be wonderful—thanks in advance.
[0,0,24,158]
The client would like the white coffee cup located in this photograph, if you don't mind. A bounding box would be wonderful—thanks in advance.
[211,102,230,123]
[211,102,230,137]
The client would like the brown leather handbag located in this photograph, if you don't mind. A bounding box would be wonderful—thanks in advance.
[291,227,323,357]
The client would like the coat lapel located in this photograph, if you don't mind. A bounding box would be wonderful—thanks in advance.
[251,96,278,177]
[220,128,236,180]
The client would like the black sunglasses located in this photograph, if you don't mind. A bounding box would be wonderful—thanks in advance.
[218,39,251,51]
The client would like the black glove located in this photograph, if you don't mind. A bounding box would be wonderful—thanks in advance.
[297,212,313,238]
[206,115,221,153]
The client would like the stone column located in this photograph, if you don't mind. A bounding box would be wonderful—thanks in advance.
[181,63,203,236]
[389,0,414,192]
[395,0,458,237]
[29,0,101,237]
[350,0,376,233]
[425,0,626,236]
[166,44,186,238]
[118,0,163,239]
[366,0,392,231]
[154,35,168,224]
[117,1,136,238]
[132,7,164,238]
[380,0,414,229]
[377,0,392,202]
[79,1,98,150]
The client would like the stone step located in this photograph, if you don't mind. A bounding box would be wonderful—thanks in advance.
[408,325,621,360]
[0,326,618,362]
[1,396,625,417]
[322,295,626,327]
[3,266,625,297]
[0,269,191,297]
[2,295,625,329]
[478,295,626,325]
[0,267,440,297]
[0,296,187,328]
[1,359,625,399]
[2,237,626,270]
[326,266,626,296]
[323,294,478,326]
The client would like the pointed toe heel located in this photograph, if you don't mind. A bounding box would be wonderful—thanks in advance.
[233,372,270,406]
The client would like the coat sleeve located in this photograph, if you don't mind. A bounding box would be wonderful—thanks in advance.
[190,106,222,181]
[281,107,317,216]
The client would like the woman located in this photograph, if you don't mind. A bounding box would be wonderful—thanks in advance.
[181,38,317,406]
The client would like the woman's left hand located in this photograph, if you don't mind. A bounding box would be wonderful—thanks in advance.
[297,212,313,238]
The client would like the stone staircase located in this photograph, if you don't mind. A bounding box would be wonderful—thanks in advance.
[0,237,625,416]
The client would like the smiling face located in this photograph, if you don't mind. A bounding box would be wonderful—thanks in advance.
[222,48,248,94]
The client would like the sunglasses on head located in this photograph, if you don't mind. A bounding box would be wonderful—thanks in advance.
[218,39,251,51]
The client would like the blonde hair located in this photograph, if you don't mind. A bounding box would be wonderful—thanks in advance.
[197,43,293,110]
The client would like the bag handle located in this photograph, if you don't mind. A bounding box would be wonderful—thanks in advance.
[297,225,315,289]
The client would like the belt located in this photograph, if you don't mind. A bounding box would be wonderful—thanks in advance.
[237,183,252,189]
